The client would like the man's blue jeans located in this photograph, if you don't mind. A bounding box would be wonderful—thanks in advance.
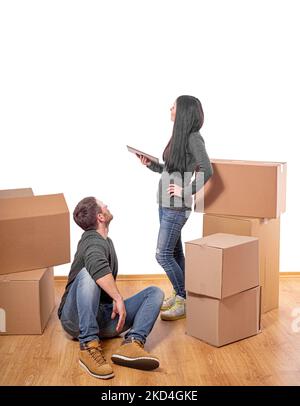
[156,207,191,299]
[60,269,164,345]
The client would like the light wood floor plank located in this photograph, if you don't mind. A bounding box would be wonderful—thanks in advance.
[1,278,300,386]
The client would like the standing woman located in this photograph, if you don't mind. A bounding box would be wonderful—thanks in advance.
[138,95,213,321]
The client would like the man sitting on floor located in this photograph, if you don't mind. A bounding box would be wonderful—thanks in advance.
[58,196,164,379]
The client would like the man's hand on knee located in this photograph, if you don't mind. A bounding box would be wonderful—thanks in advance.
[111,298,126,333]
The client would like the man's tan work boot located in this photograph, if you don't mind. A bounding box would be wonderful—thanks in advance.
[111,338,159,370]
[79,339,114,379]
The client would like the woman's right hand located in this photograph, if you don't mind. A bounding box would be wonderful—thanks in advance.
[136,154,151,166]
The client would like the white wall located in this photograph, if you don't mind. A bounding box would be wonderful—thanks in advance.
[0,0,299,275]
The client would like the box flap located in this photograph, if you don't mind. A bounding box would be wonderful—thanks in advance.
[278,162,287,215]
[186,233,258,249]
[0,193,69,221]
[0,188,34,199]
[211,158,286,167]
[0,268,48,282]
[39,268,55,332]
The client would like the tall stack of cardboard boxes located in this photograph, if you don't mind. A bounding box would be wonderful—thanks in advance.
[0,188,70,335]
[185,159,287,346]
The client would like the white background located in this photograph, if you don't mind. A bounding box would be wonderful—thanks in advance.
[0,0,299,276]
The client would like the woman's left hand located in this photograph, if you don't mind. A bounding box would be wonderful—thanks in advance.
[167,184,183,198]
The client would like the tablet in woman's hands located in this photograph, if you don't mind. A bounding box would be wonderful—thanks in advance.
[126,145,159,163]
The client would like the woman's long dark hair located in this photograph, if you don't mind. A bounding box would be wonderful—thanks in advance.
[163,95,204,174]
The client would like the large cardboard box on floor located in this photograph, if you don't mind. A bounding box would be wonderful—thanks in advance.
[0,188,70,275]
[0,268,54,335]
[194,159,287,218]
[185,233,259,299]
[203,214,280,313]
[186,286,261,347]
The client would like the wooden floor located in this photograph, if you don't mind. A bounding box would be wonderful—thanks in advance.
[1,277,300,386]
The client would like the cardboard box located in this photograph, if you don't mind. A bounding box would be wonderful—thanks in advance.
[0,188,34,198]
[186,286,261,347]
[203,213,280,313]
[0,268,55,334]
[185,233,259,299]
[0,189,70,275]
[194,159,287,218]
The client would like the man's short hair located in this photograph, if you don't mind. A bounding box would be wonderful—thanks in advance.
[73,197,101,231]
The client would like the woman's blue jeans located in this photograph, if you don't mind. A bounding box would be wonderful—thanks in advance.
[60,268,164,345]
[155,206,191,299]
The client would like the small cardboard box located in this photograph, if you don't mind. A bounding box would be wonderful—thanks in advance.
[186,286,261,347]
[194,159,287,218]
[185,233,259,299]
[203,213,280,313]
[0,188,70,275]
[0,268,55,335]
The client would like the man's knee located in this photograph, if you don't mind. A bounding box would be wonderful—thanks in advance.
[146,285,164,304]
[77,268,99,292]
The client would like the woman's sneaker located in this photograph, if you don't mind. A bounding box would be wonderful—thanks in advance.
[160,295,186,321]
[160,291,176,311]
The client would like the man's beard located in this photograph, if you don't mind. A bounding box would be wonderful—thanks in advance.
[104,213,113,226]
